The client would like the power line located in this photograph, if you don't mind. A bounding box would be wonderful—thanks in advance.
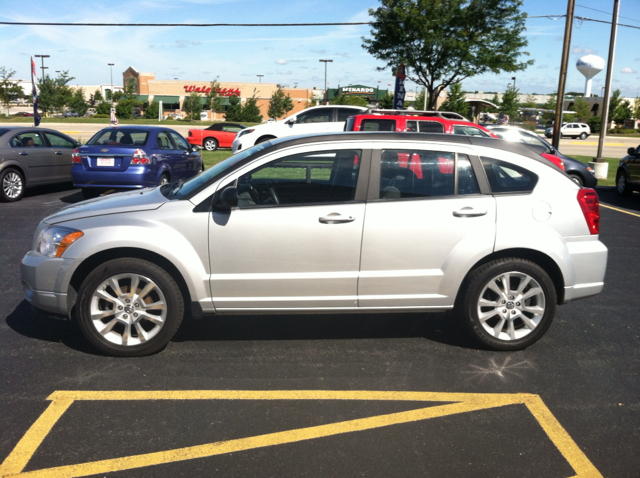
[0,21,371,27]
[576,3,640,24]
[526,14,640,30]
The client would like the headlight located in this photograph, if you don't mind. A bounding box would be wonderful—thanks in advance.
[237,128,255,138]
[37,226,83,258]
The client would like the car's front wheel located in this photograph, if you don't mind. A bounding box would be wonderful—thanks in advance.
[0,168,25,202]
[460,258,557,351]
[76,258,184,356]
[568,173,584,187]
[579,132,588,140]
[203,138,218,151]
[616,171,631,197]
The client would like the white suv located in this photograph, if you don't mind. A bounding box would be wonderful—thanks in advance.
[545,122,591,140]
[232,105,367,153]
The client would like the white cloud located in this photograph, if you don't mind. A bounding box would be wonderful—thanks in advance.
[621,67,636,74]
[572,47,596,55]
[275,59,289,65]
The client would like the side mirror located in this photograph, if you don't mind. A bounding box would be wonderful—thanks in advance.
[285,118,295,125]
[213,187,238,211]
[191,146,199,152]
[75,141,82,147]
[628,147,639,156]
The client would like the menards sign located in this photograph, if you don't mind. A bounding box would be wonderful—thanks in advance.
[183,86,241,96]
[340,85,375,95]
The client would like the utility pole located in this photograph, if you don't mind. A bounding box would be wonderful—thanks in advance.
[319,59,333,104]
[108,63,114,101]
[552,0,575,150]
[34,55,50,81]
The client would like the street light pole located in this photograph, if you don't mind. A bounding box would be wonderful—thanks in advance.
[512,77,516,89]
[257,75,264,83]
[34,55,50,81]
[107,63,114,101]
[319,59,333,104]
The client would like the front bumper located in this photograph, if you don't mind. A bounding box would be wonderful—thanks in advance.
[21,251,75,316]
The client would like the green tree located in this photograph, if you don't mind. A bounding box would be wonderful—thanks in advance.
[608,89,623,124]
[267,87,294,119]
[96,101,111,115]
[38,71,75,115]
[225,94,243,122]
[500,85,520,119]
[439,82,468,117]
[571,97,591,122]
[412,89,426,110]
[378,93,394,109]
[542,93,557,122]
[633,97,640,120]
[123,78,138,101]
[490,92,501,109]
[522,94,537,109]
[0,67,25,115]
[183,91,202,121]
[115,100,134,119]
[144,101,160,119]
[68,87,88,116]
[331,94,369,107]
[306,94,318,108]
[240,92,263,123]
[363,0,533,110]
[94,89,104,103]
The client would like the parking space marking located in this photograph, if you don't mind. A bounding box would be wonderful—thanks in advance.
[0,390,602,478]
[600,204,640,218]
[572,142,623,146]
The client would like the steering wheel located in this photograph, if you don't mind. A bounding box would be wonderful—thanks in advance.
[266,180,280,205]
[247,184,261,204]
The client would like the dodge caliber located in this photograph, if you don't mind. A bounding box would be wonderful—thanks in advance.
[21,132,608,356]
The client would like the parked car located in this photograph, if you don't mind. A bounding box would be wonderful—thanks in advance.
[345,109,499,138]
[164,113,184,120]
[71,126,202,199]
[615,144,640,196]
[545,122,591,140]
[487,125,597,187]
[10,112,34,117]
[63,111,79,117]
[0,126,81,202]
[231,105,367,153]
[187,122,247,151]
[22,132,607,356]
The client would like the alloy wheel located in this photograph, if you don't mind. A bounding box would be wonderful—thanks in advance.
[2,171,23,199]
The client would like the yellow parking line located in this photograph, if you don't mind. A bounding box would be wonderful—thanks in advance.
[600,204,640,218]
[60,131,79,134]
[0,390,602,478]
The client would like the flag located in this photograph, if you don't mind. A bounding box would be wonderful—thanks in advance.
[110,107,118,125]
[392,63,406,110]
[30,57,41,126]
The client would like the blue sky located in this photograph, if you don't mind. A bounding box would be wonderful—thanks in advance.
[2,0,639,97]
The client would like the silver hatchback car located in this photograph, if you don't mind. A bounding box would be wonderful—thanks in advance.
[21,132,608,356]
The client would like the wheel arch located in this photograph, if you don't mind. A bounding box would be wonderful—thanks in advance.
[454,248,566,307]
[0,162,27,182]
[255,135,277,145]
[68,247,197,319]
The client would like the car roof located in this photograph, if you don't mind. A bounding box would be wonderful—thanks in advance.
[97,125,170,131]
[348,113,486,128]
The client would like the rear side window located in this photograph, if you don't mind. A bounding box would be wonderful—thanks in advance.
[361,119,396,131]
[406,120,445,133]
[453,125,491,137]
[480,157,538,193]
[87,129,149,146]
[45,132,75,148]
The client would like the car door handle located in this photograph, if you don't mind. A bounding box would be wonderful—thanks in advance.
[319,213,355,224]
[55,151,63,155]
[19,152,28,156]
[452,207,487,217]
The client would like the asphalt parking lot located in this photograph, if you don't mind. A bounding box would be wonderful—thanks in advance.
[1,185,639,477]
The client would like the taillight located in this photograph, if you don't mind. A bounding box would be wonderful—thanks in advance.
[71,148,82,164]
[577,189,600,235]
[131,149,150,165]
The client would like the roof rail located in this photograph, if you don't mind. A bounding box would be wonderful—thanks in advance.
[362,109,467,120]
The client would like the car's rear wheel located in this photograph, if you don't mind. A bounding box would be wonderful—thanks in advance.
[616,171,631,197]
[460,258,557,351]
[158,173,170,186]
[568,173,584,187]
[579,132,588,140]
[203,138,218,151]
[76,258,184,357]
[0,168,24,202]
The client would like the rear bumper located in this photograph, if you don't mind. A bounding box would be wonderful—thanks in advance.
[72,166,157,188]
[563,237,608,302]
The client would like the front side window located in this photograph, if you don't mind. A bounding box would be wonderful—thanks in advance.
[296,108,333,124]
[11,132,46,148]
[87,129,149,146]
[378,150,480,199]
[480,157,538,193]
[236,149,361,207]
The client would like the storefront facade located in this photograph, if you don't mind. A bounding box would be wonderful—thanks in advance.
[123,66,315,120]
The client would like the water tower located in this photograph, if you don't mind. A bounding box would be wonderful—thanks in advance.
[576,55,605,97]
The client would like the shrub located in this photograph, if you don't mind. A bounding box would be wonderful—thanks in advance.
[588,116,601,134]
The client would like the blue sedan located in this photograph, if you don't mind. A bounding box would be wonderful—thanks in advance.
[72,126,203,199]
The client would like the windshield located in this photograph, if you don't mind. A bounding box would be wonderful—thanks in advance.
[165,142,270,199]
[86,129,149,146]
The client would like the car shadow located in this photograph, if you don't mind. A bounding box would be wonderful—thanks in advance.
[23,182,78,199]
[596,186,640,212]
[6,301,478,355]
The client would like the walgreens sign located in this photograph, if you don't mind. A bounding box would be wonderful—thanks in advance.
[183,86,241,96]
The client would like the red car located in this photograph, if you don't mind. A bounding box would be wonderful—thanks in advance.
[187,122,247,151]
[345,109,499,138]
[11,112,34,117]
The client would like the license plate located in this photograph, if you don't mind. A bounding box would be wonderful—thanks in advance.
[97,157,114,167]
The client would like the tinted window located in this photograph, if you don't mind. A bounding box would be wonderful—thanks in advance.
[237,149,361,207]
[296,108,332,124]
[361,119,396,131]
[44,132,75,148]
[169,131,189,151]
[378,150,479,199]
[481,157,538,193]
[337,108,364,122]
[156,132,173,150]
[418,121,445,133]
[87,129,149,146]
[12,132,46,147]
[453,125,491,137]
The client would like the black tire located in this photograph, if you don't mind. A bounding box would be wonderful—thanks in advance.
[203,138,218,151]
[0,168,25,202]
[81,187,100,200]
[459,258,557,351]
[76,258,184,357]
[616,171,631,197]
[579,132,587,140]
[158,173,170,186]
[568,173,584,187]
